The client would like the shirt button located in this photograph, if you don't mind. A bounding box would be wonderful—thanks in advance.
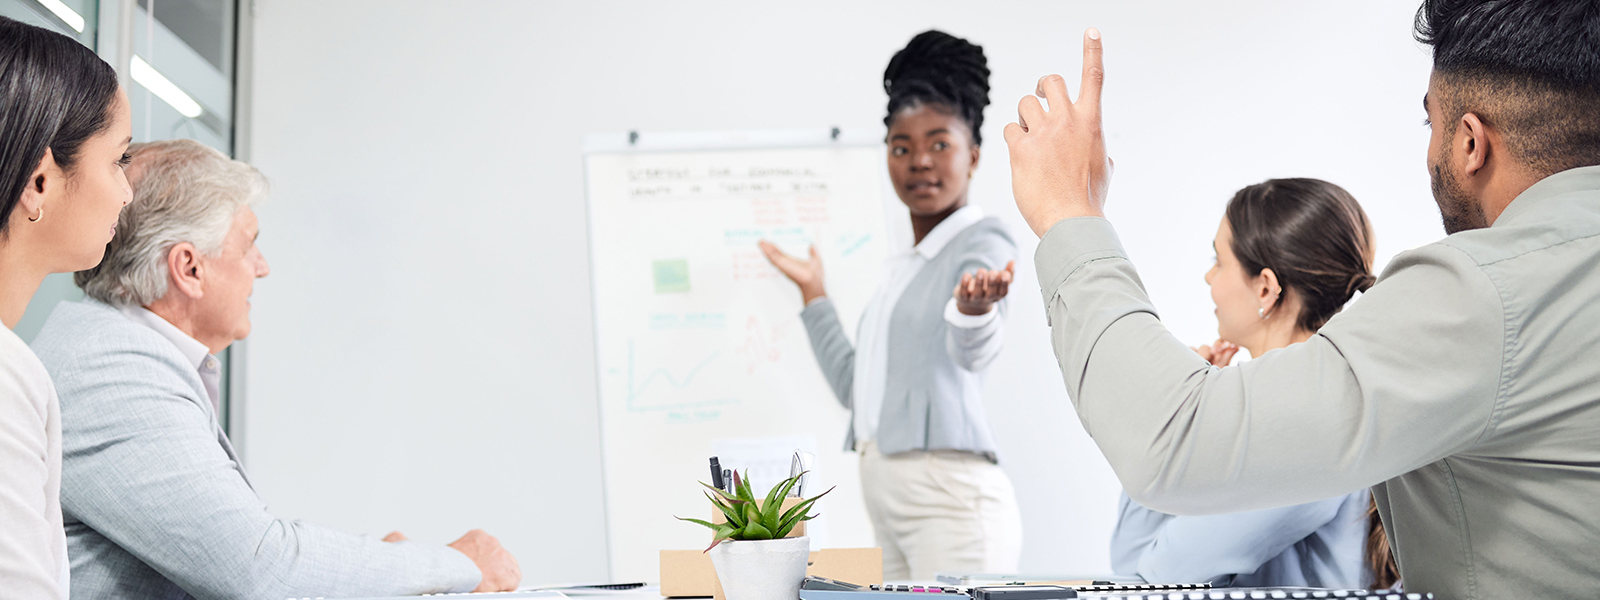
[205,358,218,370]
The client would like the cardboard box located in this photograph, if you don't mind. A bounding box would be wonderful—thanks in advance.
[660,547,882,599]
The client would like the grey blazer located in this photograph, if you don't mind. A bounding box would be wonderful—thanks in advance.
[30,300,480,600]
[801,216,1015,461]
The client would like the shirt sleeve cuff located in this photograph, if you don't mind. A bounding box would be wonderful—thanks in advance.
[944,297,998,329]
[1033,216,1131,307]
[805,296,829,309]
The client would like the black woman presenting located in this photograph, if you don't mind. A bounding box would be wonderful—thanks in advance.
[761,30,1021,580]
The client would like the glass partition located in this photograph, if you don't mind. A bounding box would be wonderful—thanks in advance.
[130,0,236,151]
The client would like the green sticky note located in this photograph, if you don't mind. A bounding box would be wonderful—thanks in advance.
[653,259,690,293]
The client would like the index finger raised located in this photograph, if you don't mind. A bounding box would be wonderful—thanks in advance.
[1079,28,1105,115]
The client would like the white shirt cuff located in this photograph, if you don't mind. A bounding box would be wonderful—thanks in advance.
[944,297,997,329]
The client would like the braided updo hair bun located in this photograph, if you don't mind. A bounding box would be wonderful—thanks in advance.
[884,30,991,145]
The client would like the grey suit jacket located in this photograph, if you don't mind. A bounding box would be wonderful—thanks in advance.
[801,216,1015,460]
[30,299,480,600]
[1033,166,1600,600]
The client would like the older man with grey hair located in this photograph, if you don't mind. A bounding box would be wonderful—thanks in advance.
[31,139,520,599]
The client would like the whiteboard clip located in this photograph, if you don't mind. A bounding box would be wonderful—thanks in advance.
[628,130,639,146]
[830,127,840,141]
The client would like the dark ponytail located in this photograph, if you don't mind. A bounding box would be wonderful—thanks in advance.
[884,30,990,145]
[1224,178,1376,332]
[0,16,121,236]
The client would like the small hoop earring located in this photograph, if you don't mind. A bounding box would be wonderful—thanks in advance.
[27,206,42,223]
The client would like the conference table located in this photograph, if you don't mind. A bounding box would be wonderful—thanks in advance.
[319,582,1433,600]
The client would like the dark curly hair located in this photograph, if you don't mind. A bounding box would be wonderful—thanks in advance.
[1415,0,1600,176]
[883,30,990,145]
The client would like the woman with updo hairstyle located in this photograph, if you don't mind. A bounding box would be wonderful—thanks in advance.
[0,16,133,598]
[761,30,1022,579]
[1111,178,1398,589]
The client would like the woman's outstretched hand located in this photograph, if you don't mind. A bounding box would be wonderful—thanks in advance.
[1192,338,1240,367]
[1003,28,1113,238]
[954,261,1016,315]
[759,240,827,304]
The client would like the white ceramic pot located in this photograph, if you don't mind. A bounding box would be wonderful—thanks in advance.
[708,536,810,600]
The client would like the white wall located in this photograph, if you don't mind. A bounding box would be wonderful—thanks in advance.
[245,0,1435,583]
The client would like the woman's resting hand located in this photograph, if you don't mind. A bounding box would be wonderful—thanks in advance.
[1192,338,1240,367]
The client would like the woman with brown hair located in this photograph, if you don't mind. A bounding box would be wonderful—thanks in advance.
[1110,178,1396,589]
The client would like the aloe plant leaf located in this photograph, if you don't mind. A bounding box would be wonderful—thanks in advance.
[761,472,803,526]
[704,492,732,515]
[676,516,719,530]
[726,507,746,528]
[734,470,756,503]
[776,511,819,537]
[707,492,746,527]
[741,520,773,540]
[700,481,747,504]
[778,498,819,526]
[743,501,762,528]
[703,524,737,553]
[701,492,748,529]
[760,502,781,530]
[763,472,801,511]
[779,486,835,524]
[690,470,811,545]
[777,509,818,530]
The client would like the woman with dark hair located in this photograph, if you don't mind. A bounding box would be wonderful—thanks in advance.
[760,30,1022,579]
[1110,178,1395,589]
[0,15,132,598]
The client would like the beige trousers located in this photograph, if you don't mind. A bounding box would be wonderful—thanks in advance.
[858,441,1023,581]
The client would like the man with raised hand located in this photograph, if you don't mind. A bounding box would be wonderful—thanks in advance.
[1005,3,1600,599]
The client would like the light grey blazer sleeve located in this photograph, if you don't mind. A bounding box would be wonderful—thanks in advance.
[943,233,1012,372]
[945,303,1005,372]
[799,299,855,411]
[33,301,481,600]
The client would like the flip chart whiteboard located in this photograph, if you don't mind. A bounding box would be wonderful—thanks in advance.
[585,130,899,581]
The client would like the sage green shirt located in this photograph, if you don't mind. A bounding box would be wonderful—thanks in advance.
[1034,165,1600,600]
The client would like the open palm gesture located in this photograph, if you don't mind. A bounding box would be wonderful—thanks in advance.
[759,240,827,304]
[954,261,1015,315]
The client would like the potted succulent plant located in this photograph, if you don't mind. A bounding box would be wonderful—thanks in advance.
[680,471,832,600]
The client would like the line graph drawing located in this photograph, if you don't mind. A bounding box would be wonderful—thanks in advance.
[625,339,738,413]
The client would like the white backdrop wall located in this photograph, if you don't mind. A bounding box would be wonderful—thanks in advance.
[245,0,1435,584]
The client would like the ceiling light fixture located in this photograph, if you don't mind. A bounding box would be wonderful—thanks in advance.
[35,0,84,32]
[131,56,203,118]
